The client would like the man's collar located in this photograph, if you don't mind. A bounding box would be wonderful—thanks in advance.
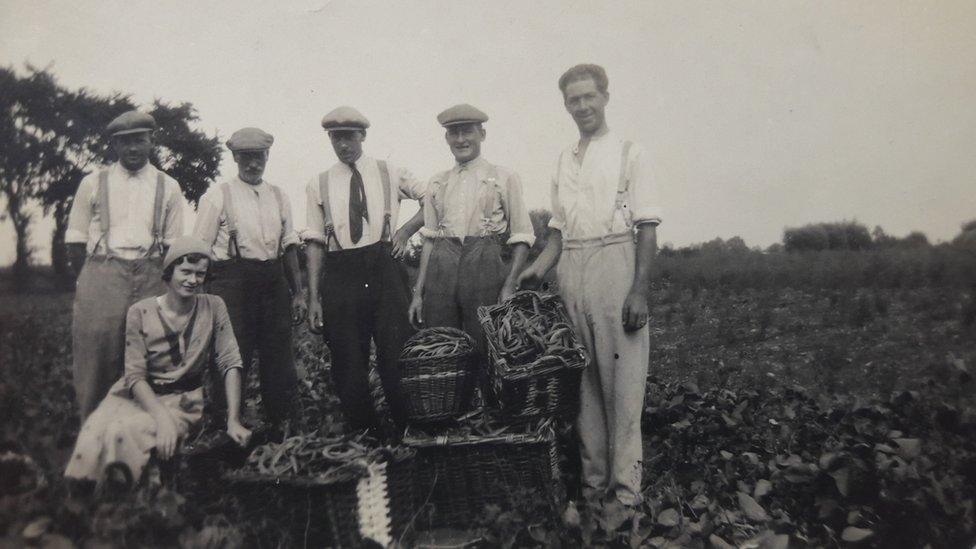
[235,175,265,189]
[454,155,486,173]
[116,161,152,178]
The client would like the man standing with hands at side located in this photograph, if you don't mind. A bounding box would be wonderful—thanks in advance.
[193,127,302,426]
[518,64,662,508]
[66,111,185,419]
[304,107,425,434]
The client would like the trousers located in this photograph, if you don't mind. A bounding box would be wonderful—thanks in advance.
[72,256,165,419]
[320,242,412,430]
[423,235,507,354]
[207,258,298,423]
[556,238,649,505]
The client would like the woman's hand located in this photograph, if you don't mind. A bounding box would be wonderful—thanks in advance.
[153,411,179,460]
[226,418,252,447]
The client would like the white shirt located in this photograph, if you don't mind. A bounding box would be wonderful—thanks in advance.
[303,156,426,250]
[193,176,300,261]
[66,163,185,259]
[548,132,662,240]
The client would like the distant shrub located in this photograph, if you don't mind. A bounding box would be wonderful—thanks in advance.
[784,221,872,252]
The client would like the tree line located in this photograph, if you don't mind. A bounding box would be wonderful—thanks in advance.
[0,65,221,282]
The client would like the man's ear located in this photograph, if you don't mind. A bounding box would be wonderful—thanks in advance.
[359,130,367,141]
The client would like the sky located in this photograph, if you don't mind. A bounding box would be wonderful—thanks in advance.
[2,0,975,265]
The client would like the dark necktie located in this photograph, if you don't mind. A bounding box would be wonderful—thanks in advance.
[348,162,368,244]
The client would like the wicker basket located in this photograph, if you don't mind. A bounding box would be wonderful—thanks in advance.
[478,291,589,421]
[403,415,562,528]
[399,328,479,423]
[223,452,416,548]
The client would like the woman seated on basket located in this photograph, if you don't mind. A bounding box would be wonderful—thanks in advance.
[65,236,252,483]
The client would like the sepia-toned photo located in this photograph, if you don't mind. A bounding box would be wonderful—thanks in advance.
[1,2,975,547]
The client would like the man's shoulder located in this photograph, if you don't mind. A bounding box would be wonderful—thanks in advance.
[482,160,519,182]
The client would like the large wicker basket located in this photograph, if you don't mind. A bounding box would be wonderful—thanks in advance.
[223,451,416,548]
[399,327,479,423]
[403,415,562,528]
[478,291,589,421]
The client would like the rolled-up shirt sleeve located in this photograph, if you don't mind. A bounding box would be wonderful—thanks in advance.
[627,145,662,227]
[419,177,440,239]
[211,296,243,377]
[193,188,223,248]
[547,153,567,233]
[66,174,96,244]
[123,305,151,392]
[302,176,328,244]
[396,166,426,202]
[162,178,185,248]
[278,188,301,249]
[502,171,536,247]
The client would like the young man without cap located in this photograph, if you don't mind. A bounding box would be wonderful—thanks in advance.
[519,64,662,507]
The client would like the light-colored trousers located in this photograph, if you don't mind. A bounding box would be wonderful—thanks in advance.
[72,257,165,418]
[556,238,649,505]
[64,385,203,482]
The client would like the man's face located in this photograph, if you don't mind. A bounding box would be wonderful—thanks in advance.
[168,257,209,298]
[111,132,153,171]
[563,78,609,136]
[445,124,485,164]
[233,150,269,184]
[329,130,365,165]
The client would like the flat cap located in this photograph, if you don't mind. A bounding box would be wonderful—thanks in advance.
[107,110,157,136]
[226,127,274,151]
[437,104,488,127]
[162,235,213,273]
[321,106,370,131]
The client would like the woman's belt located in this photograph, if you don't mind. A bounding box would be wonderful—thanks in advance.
[149,372,203,396]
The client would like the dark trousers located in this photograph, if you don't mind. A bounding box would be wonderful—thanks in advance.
[423,236,507,355]
[320,241,412,431]
[207,258,297,423]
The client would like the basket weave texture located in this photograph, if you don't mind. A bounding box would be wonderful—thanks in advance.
[398,327,479,423]
[403,415,562,528]
[222,452,415,548]
[478,291,590,420]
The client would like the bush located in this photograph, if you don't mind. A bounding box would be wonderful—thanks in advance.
[784,221,872,252]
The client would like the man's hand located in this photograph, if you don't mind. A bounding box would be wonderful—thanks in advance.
[291,293,307,325]
[516,265,543,290]
[226,418,252,447]
[621,288,649,332]
[67,243,87,278]
[307,300,324,334]
[390,229,410,259]
[153,411,179,460]
[408,293,424,329]
[500,280,517,303]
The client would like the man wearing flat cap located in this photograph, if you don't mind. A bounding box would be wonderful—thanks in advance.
[408,104,534,364]
[193,127,301,425]
[519,64,663,508]
[304,106,426,433]
[66,110,186,418]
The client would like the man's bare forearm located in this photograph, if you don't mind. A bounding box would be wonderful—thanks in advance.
[306,242,324,301]
[631,224,657,296]
[283,245,303,296]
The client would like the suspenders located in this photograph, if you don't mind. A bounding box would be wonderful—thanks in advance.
[318,160,393,251]
[94,168,166,257]
[430,163,504,238]
[221,181,287,258]
[613,141,634,215]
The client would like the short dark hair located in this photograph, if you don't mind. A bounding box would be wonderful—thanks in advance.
[162,253,210,282]
[558,64,609,96]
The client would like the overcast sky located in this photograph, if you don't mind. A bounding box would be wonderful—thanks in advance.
[2,0,975,265]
